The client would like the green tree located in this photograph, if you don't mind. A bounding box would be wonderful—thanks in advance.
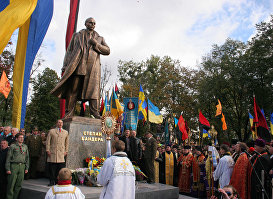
[245,15,273,112]
[25,68,60,132]
[198,38,250,142]
[0,41,14,126]
[118,55,200,133]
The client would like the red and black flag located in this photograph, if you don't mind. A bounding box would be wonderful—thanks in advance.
[115,83,119,95]
[253,97,270,142]
[199,110,210,137]
[99,97,104,116]
[60,0,80,118]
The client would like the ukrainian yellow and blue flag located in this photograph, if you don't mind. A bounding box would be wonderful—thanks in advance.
[249,112,256,139]
[174,117,178,127]
[138,85,147,121]
[147,99,163,124]
[202,129,211,138]
[0,0,38,54]
[0,0,54,128]
[110,89,123,119]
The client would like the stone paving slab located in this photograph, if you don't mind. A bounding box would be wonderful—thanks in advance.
[20,178,180,199]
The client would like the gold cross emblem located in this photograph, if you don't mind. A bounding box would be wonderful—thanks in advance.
[120,159,128,169]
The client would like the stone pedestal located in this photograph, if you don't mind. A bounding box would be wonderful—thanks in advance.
[62,116,106,169]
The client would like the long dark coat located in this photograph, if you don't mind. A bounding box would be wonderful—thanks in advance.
[51,29,110,100]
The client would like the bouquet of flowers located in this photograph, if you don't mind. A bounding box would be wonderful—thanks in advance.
[84,156,106,186]
[133,164,147,181]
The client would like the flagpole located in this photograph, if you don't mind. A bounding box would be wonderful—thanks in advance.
[199,129,201,146]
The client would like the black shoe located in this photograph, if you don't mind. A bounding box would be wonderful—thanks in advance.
[48,181,55,186]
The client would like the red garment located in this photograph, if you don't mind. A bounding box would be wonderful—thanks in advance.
[58,180,72,185]
[230,153,249,199]
[177,153,193,193]
[192,154,205,182]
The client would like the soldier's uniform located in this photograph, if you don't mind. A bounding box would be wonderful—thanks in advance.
[25,134,42,178]
[5,142,29,199]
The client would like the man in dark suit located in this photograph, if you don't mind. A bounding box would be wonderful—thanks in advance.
[143,131,157,183]
[119,129,132,160]
[130,130,142,164]
[6,127,18,146]
[25,127,42,179]
[0,139,9,198]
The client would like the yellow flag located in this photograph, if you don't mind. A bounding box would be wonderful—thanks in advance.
[0,0,38,54]
[215,99,222,116]
[221,113,227,131]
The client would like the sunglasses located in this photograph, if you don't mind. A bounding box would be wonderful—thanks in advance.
[226,191,232,196]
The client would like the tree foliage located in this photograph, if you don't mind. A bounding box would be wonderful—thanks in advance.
[24,68,60,132]
[117,15,273,143]
[0,41,14,126]
[118,55,200,133]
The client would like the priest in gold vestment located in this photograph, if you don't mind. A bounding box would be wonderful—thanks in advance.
[160,145,177,186]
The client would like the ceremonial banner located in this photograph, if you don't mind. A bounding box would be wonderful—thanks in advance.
[0,71,11,98]
[0,0,38,54]
[123,97,138,131]
[12,0,53,128]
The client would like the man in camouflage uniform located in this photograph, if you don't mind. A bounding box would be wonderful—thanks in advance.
[25,127,42,178]
[6,133,29,199]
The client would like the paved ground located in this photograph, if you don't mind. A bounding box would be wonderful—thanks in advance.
[178,194,196,199]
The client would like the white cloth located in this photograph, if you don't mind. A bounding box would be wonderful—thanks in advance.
[213,155,234,188]
[97,152,135,199]
[45,184,85,199]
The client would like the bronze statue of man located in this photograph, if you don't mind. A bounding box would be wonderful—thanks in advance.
[51,17,110,118]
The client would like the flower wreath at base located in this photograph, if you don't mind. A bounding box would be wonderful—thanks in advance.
[71,156,147,186]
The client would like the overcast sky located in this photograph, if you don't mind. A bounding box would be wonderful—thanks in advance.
[40,0,272,85]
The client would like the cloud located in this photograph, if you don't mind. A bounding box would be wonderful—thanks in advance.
[38,0,272,85]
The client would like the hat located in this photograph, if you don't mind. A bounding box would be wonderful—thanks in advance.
[184,145,191,149]
[231,139,238,145]
[254,138,265,148]
[222,142,230,147]
[195,146,202,152]
[145,130,154,136]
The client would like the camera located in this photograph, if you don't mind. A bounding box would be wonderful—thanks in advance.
[214,190,223,199]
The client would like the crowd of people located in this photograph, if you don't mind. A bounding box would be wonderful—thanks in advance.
[0,123,273,199]
[115,129,273,199]
[0,120,68,199]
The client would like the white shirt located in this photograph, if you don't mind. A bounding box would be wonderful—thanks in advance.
[45,184,85,199]
[213,155,234,188]
[97,152,135,199]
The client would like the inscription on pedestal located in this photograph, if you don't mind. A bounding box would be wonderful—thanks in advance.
[62,116,105,169]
